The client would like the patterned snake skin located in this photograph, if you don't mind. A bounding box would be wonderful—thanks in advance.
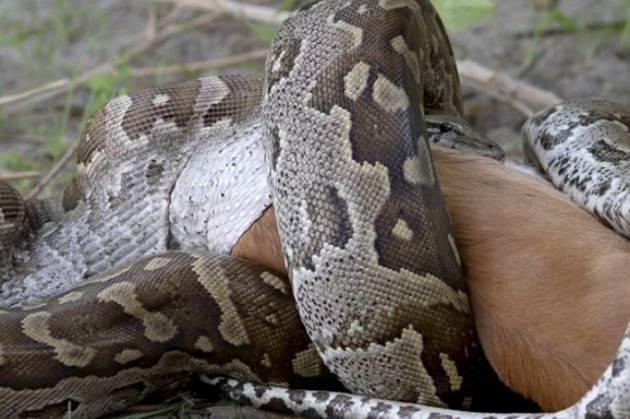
[523,99,630,239]
[0,1,628,418]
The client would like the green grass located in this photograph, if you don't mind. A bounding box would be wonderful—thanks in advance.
[524,2,630,67]
[434,0,496,29]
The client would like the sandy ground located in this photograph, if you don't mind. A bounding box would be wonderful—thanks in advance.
[451,0,629,158]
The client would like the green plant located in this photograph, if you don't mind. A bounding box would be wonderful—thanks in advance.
[243,20,277,43]
[83,62,131,127]
[433,0,496,29]
[622,0,630,45]
[0,152,36,171]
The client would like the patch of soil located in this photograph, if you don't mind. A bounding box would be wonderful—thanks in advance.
[451,0,629,159]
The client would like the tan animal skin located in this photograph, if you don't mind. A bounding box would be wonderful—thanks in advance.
[231,146,630,412]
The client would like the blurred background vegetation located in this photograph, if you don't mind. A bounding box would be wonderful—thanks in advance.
[0,1,628,414]
[0,0,628,201]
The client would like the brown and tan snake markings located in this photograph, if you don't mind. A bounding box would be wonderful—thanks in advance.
[263,0,478,408]
[0,0,629,418]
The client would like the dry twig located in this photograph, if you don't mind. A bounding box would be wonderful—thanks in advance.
[0,47,267,113]
[146,2,159,39]
[152,0,563,117]
[1,1,566,198]
[0,0,563,117]
[0,12,224,114]
[457,59,561,117]
[26,144,78,200]
[0,171,41,182]
[0,80,68,109]
[128,48,269,78]
[157,0,291,24]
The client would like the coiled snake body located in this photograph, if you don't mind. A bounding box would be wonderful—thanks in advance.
[0,1,628,418]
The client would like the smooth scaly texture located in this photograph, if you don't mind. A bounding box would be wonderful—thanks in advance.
[208,338,630,419]
[0,252,335,418]
[523,99,630,239]
[263,0,478,408]
[0,0,628,418]
[0,76,267,308]
[0,183,24,281]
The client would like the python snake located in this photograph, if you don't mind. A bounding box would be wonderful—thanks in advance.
[523,99,630,240]
[0,1,628,418]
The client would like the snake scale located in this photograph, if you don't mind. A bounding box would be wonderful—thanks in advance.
[0,0,628,418]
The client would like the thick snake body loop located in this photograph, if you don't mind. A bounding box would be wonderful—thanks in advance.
[0,252,335,418]
[523,99,630,239]
[0,183,25,280]
[264,0,477,407]
[0,0,628,418]
[0,76,265,308]
[209,348,630,419]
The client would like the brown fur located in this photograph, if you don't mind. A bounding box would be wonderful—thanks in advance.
[434,147,630,410]
[231,206,285,274]
[231,146,630,411]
